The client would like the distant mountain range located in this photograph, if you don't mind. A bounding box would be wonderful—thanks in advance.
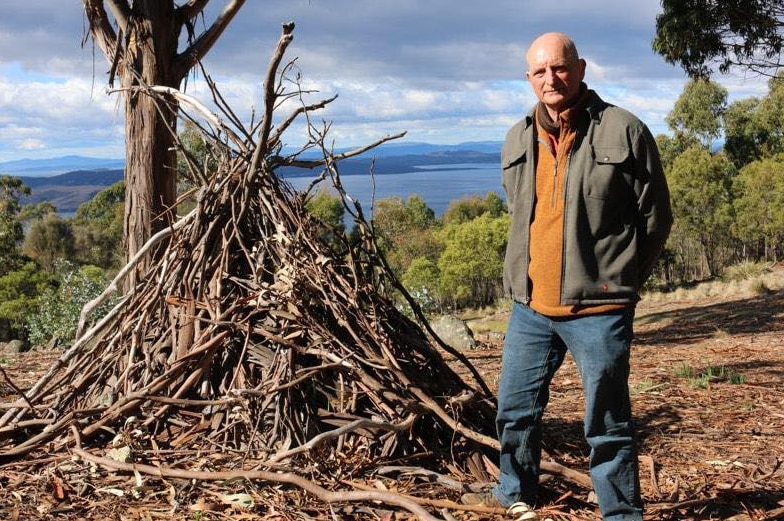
[1,141,502,213]
[0,155,125,177]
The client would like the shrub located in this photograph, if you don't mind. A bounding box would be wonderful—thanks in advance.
[27,261,115,346]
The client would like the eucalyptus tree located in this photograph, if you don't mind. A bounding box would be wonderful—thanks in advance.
[665,78,727,150]
[732,156,784,262]
[371,195,440,278]
[82,0,247,286]
[22,214,76,272]
[654,0,784,77]
[437,213,509,309]
[0,176,31,275]
[667,146,735,277]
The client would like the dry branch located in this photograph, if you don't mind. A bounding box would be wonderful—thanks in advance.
[0,23,516,519]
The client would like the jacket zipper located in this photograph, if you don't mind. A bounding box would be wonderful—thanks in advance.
[559,149,573,305]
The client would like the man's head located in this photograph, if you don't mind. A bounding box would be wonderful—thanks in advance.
[526,32,586,117]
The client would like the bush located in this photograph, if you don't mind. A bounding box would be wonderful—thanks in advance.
[27,261,115,346]
[0,262,53,341]
[721,260,772,282]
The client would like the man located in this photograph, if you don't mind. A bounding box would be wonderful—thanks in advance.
[463,33,672,520]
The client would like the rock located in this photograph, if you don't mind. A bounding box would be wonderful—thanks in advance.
[45,336,61,351]
[1,339,27,354]
[430,315,477,350]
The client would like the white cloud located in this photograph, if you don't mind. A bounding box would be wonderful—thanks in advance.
[0,0,775,161]
[18,138,46,151]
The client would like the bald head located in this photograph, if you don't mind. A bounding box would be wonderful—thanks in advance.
[526,32,580,67]
[525,32,586,119]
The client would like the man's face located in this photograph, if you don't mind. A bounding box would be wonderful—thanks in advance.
[526,36,586,114]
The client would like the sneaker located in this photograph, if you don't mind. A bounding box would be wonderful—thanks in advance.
[507,502,538,520]
[460,490,504,508]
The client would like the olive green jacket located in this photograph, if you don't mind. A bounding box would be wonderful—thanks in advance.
[501,89,673,306]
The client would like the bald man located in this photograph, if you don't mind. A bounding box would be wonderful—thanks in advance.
[462,33,672,521]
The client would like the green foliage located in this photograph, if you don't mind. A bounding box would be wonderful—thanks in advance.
[437,213,509,309]
[0,176,31,275]
[18,201,57,222]
[656,133,700,172]
[372,195,440,277]
[723,97,763,168]
[27,261,114,346]
[0,176,30,215]
[75,181,125,224]
[721,260,772,282]
[72,181,125,269]
[442,192,506,226]
[731,155,784,255]
[667,146,735,276]
[751,73,784,158]
[177,121,219,182]
[22,214,75,271]
[665,78,727,148]
[0,262,54,341]
[305,188,346,248]
[306,188,345,230]
[401,257,441,314]
[724,74,784,168]
[678,364,746,389]
[654,0,784,77]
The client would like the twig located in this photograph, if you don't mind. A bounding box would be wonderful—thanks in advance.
[71,444,444,521]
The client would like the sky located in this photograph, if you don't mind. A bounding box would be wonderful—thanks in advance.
[0,1,770,163]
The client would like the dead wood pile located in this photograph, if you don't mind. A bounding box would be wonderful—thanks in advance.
[0,24,505,520]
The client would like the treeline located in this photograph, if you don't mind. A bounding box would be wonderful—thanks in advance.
[3,74,784,345]
[657,74,784,280]
[0,177,123,343]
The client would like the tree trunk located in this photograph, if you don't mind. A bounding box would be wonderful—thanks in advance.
[122,1,179,289]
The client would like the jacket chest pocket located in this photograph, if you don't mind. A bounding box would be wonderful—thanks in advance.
[585,145,634,202]
[502,151,527,209]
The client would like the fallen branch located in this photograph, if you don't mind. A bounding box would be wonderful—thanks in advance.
[72,445,445,521]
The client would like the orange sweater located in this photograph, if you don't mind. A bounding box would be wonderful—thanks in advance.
[528,104,627,317]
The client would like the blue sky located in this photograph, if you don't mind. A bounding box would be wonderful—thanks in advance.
[0,1,768,162]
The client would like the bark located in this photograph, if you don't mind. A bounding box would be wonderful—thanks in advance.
[121,2,180,286]
[82,0,247,289]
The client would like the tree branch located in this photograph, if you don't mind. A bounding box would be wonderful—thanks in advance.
[175,0,211,22]
[104,0,131,32]
[81,0,123,61]
[71,442,445,521]
[174,0,247,79]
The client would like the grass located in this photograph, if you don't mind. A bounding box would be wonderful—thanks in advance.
[631,379,665,395]
[675,363,746,389]
[721,261,773,282]
[642,261,784,304]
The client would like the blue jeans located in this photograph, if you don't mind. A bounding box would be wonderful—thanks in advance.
[492,302,643,521]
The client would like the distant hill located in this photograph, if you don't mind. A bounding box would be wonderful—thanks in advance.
[0,156,124,177]
[278,148,500,178]
[5,142,502,213]
[18,169,124,213]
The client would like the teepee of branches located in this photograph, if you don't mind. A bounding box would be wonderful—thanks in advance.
[0,24,519,520]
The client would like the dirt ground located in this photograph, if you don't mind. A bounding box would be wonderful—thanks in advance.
[1,270,783,520]
[461,273,784,520]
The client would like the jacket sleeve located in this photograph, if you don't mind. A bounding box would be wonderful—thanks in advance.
[634,124,673,284]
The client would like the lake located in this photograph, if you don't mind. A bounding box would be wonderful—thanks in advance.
[55,163,505,220]
[283,163,504,216]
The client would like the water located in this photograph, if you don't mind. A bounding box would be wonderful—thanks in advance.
[283,163,504,216]
[54,163,505,219]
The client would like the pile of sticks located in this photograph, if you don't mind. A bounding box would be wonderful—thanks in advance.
[0,24,499,519]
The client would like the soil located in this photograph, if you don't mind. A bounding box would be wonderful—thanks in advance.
[1,273,783,520]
